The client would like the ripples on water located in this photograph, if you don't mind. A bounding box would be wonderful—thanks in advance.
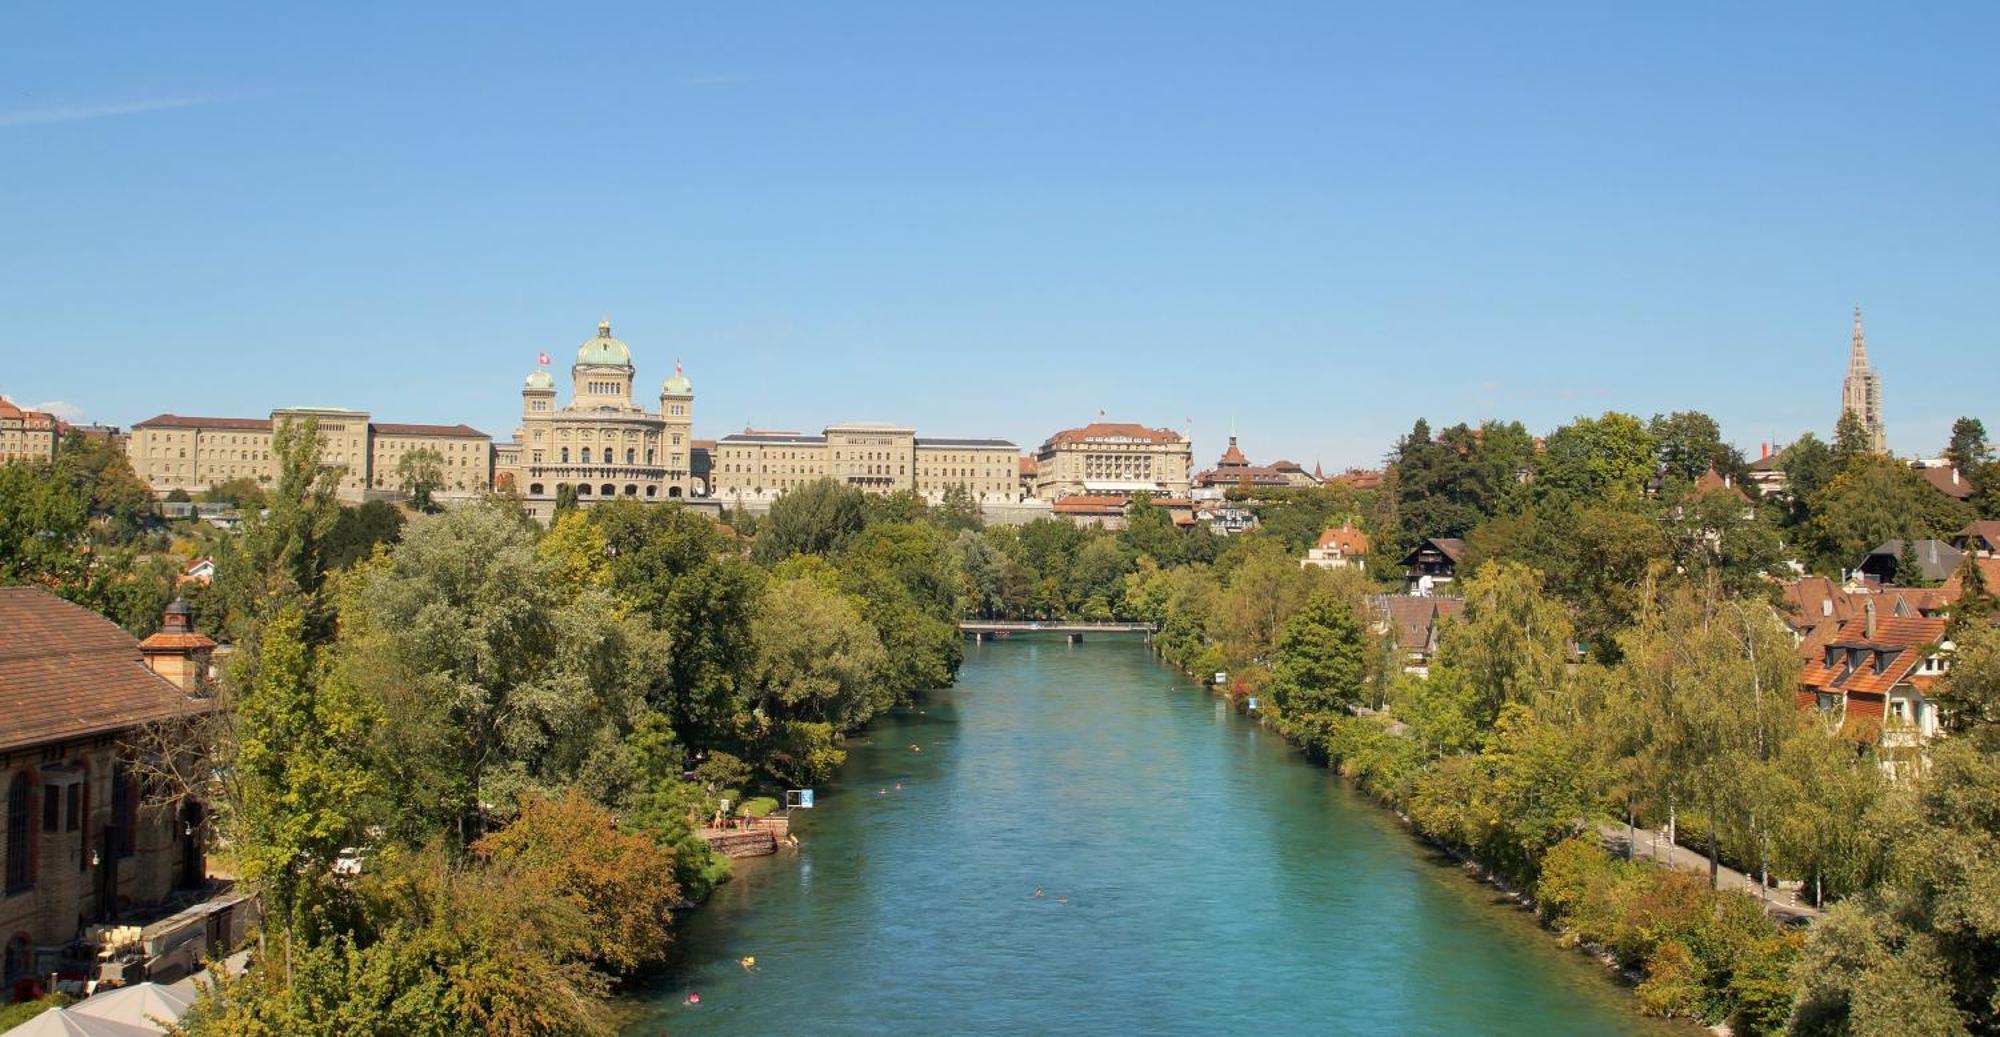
[627,637,1689,1036]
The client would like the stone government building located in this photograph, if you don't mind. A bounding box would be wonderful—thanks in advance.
[127,407,492,503]
[495,319,696,521]
[710,423,1019,504]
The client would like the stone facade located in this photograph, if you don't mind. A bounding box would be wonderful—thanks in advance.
[497,320,695,521]
[0,400,59,465]
[1033,422,1192,500]
[711,422,1017,503]
[127,409,492,503]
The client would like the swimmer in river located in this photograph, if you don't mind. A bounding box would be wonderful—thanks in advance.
[685,993,701,1006]
[894,783,903,790]
[1056,896,1069,905]
[878,788,887,795]
[1031,888,1045,897]
[740,956,758,971]
[910,744,922,752]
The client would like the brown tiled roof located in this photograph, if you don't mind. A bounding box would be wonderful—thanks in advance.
[1018,456,1038,476]
[1371,595,1464,651]
[1920,465,1974,500]
[1940,557,2000,604]
[370,422,489,439]
[1314,524,1370,555]
[0,588,209,753]
[691,439,718,450]
[1798,614,1947,698]
[1042,422,1187,447]
[137,632,217,652]
[132,413,273,431]
[1331,468,1384,490]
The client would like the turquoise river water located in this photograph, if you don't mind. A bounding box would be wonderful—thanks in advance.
[628,636,1685,1036]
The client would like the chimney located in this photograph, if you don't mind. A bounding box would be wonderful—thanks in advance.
[1952,468,1961,486]
[138,599,217,693]
[1863,599,1877,640]
[1760,442,1770,459]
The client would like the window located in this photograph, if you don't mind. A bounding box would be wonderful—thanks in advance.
[581,448,592,464]
[560,448,570,463]
[5,773,31,892]
[626,448,635,464]
[42,786,57,833]
[65,783,80,832]
[113,763,136,858]
[601,484,615,497]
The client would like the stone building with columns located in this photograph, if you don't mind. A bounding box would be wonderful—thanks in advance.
[1,590,219,990]
[496,320,695,521]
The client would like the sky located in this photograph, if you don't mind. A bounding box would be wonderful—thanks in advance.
[2,3,1997,469]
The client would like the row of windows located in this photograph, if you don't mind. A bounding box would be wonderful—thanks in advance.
[523,482,685,499]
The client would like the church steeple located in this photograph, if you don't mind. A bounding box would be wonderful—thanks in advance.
[1840,306,1886,454]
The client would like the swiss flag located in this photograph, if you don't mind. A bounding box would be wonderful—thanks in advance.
[537,351,551,366]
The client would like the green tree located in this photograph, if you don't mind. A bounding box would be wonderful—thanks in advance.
[749,577,890,729]
[755,478,866,562]
[1536,412,1658,505]
[1267,591,1368,719]
[1833,409,1874,466]
[1944,417,1989,473]
[396,447,446,512]
[1806,455,1973,575]
[321,500,405,573]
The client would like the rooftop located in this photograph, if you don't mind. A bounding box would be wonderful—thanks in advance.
[0,588,211,753]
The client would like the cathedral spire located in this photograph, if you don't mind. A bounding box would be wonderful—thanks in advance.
[1849,306,1868,370]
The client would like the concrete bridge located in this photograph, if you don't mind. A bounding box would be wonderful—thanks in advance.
[959,620,1155,643]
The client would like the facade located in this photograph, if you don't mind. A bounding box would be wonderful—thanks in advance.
[1840,307,1886,454]
[1402,537,1466,594]
[1033,422,1192,500]
[0,399,59,465]
[497,320,695,518]
[127,409,492,503]
[1049,494,1196,531]
[1303,523,1369,571]
[710,422,1018,503]
[1,591,217,989]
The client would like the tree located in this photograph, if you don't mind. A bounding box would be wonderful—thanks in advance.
[1651,411,1730,485]
[471,789,680,974]
[396,448,446,512]
[1834,409,1874,466]
[754,478,866,563]
[0,461,91,589]
[749,578,890,730]
[554,483,578,514]
[1945,417,1989,473]
[1535,412,1658,505]
[1267,591,1368,718]
[226,602,377,937]
[1429,562,1574,727]
[321,501,405,573]
[1806,455,1973,575]
[338,504,667,844]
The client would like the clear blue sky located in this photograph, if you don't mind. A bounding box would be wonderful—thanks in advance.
[3,3,1996,468]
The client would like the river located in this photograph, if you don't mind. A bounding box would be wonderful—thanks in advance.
[628,636,1685,1035]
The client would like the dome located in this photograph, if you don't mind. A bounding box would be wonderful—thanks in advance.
[576,319,633,367]
[662,361,692,395]
[524,369,555,391]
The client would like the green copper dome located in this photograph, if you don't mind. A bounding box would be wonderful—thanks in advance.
[576,319,633,367]
[524,369,555,391]
[662,364,692,395]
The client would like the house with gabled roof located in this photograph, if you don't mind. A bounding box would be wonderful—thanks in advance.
[1796,601,1950,773]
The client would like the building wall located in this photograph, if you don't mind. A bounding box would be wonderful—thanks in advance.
[370,433,493,494]
[0,409,58,465]
[1033,428,1193,500]
[711,426,1020,503]
[501,382,694,510]
[128,412,494,504]
[1,744,193,963]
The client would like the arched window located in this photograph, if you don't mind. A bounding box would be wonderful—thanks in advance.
[560,448,570,463]
[6,772,34,893]
[668,486,683,498]
[624,484,639,497]
[625,448,635,464]
[580,448,592,464]
[577,484,591,496]
[645,486,658,497]
[529,483,545,496]
[600,484,616,497]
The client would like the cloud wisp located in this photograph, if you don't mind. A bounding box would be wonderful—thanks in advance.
[0,95,215,130]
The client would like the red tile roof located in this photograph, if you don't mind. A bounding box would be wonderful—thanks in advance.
[1018,456,1038,476]
[132,413,274,431]
[1052,495,1128,514]
[1042,422,1187,447]
[1693,467,1751,503]
[0,588,211,752]
[1314,524,1370,555]
[1953,520,2000,553]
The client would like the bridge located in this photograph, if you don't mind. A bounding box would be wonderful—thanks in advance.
[958,620,1155,642]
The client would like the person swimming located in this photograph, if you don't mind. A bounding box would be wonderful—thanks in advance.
[740,956,758,971]
[1031,888,1045,897]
